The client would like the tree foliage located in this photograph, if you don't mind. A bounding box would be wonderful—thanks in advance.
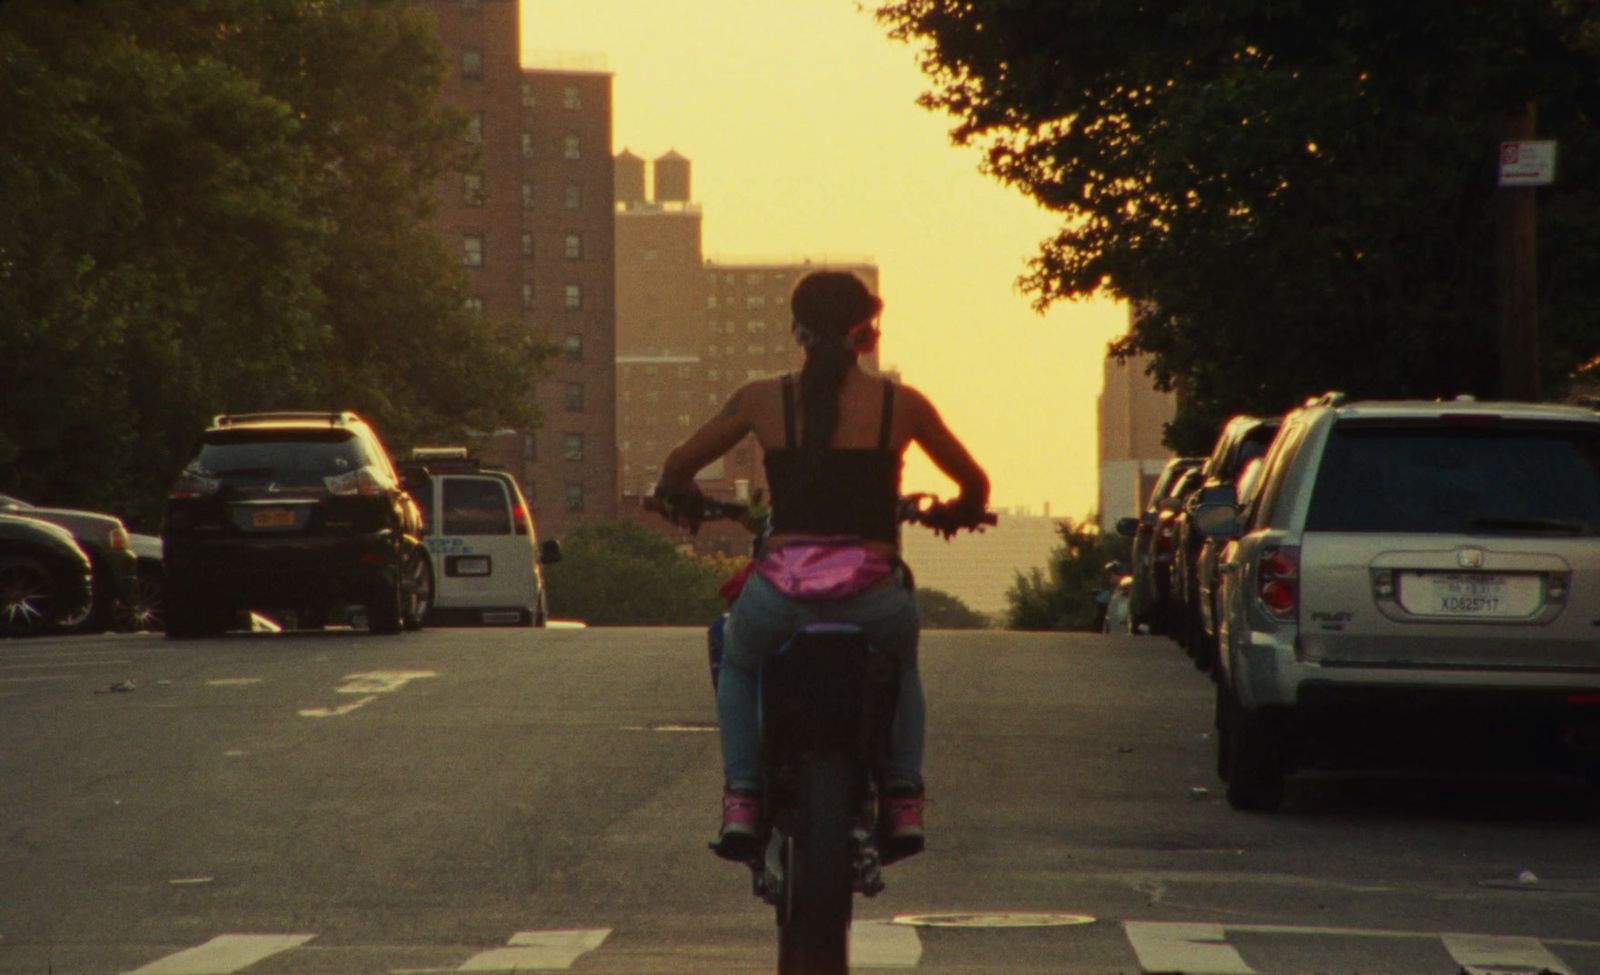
[545,521,732,626]
[916,586,992,629]
[0,1,547,526]
[1005,518,1129,631]
[878,0,1600,453]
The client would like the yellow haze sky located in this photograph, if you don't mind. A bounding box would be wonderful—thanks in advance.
[522,0,1131,519]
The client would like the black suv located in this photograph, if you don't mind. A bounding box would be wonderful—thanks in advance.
[161,412,429,638]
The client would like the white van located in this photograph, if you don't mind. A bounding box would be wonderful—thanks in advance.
[405,449,560,626]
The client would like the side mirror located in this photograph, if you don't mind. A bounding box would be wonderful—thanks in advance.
[539,539,563,565]
[1114,517,1139,538]
[1192,502,1241,539]
[402,467,431,494]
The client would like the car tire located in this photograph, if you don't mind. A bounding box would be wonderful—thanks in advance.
[1221,689,1286,811]
[115,561,164,633]
[0,555,61,638]
[367,573,403,635]
[401,552,431,632]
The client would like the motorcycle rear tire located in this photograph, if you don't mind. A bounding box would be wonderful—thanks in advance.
[777,752,856,975]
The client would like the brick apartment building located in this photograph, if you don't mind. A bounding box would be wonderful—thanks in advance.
[614,152,879,508]
[423,2,617,538]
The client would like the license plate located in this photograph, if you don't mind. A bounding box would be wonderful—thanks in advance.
[1397,572,1542,618]
[454,556,491,577]
[251,507,297,529]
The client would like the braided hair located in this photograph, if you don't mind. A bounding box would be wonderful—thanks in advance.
[789,271,883,482]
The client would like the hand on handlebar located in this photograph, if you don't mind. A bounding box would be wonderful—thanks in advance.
[898,493,998,540]
[648,482,709,533]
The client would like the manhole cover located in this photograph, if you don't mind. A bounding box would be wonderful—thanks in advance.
[892,913,1097,929]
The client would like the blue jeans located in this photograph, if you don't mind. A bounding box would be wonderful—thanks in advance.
[717,569,924,794]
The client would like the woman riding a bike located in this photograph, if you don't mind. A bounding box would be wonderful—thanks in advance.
[656,269,990,861]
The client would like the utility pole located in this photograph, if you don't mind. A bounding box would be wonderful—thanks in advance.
[1495,101,1544,401]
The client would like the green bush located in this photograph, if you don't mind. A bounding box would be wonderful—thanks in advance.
[1006,518,1130,631]
[544,521,732,626]
[916,587,991,629]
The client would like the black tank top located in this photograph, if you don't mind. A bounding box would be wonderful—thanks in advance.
[764,375,902,542]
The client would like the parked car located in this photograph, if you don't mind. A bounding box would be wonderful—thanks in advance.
[0,493,138,633]
[0,514,94,637]
[1171,414,1282,668]
[1118,456,1204,634]
[402,447,561,626]
[1150,466,1206,634]
[161,411,430,638]
[1198,393,1600,810]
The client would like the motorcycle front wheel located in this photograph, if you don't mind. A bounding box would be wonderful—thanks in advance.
[776,752,856,975]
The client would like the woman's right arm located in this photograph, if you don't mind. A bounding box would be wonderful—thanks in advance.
[904,386,990,513]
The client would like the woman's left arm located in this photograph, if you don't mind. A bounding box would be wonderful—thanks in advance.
[659,384,756,490]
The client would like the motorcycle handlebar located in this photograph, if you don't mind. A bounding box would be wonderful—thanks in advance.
[644,490,995,538]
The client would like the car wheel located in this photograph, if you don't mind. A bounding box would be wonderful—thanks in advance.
[366,573,403,635]
[116,565,164,633]
[401,552,432,632]
[0,555,60,637]
[1221,689,1286,811]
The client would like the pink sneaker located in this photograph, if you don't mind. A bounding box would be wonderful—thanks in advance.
[713,791,760,861]
[881,792,925,861]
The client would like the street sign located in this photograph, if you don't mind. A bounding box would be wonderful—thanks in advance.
[1499,140,1557,187]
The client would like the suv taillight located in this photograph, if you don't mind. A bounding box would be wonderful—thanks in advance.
[169,470,221,499]
[109,526,130,551]
[1256,545,1299,619]
[325,465,385,497]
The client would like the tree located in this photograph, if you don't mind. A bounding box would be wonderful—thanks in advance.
[1005,518,1128,631]
[545,521,732,626]
[0,1,547,525]
[916,587,991,629]
[877,1,1600,452]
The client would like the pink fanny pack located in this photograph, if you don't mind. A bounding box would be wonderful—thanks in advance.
[754,537,895,601]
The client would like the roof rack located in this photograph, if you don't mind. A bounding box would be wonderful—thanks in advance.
[1304,391,1347,408]
[212,411,359,428]
[411,446,471,461]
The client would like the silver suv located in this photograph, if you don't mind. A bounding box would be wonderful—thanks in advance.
[1198,394,1600,810]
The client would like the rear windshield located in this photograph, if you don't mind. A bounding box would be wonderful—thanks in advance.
[442,478,512,535]
[1305,422,1600,536]
[193,431,368,485]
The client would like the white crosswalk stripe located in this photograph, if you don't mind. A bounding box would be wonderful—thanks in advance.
[1123,921,1255,974]
[851,920,924,968]
[1442,932,1577,975]
[123,934,315,975]
[456,928,610,971]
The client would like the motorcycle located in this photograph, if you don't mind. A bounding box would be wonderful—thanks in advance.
[656,492,995,975]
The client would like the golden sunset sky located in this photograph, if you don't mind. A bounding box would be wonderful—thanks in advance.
[522,0,1131,519]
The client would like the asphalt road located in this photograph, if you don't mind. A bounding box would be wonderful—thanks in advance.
[2,624,1599,974]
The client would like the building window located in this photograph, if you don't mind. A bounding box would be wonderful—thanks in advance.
[564,433,584,462]
[562,85,581,110]
[564,284,582,309]
[521,132,534,160]
[522,283,535,309]
[565,483,585,513]
[462,0,481,11]
[564,233,582,260]
[565,383,584,412]
[463,173,484,206]
[522,182,535,209]
[521,233,534,258]
[521,80,536,108]
[463,235,483,267]
[563,184,582,210]
[523,432,536,461]
[524,479,536,502]
[464,296,484,315]
[466,112,483,144]
[562,135,581,160]
[461,48,483,80]
[564,333,583,362]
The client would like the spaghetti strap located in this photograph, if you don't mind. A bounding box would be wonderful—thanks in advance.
[878,379,895,452]
[782,375,797,449]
